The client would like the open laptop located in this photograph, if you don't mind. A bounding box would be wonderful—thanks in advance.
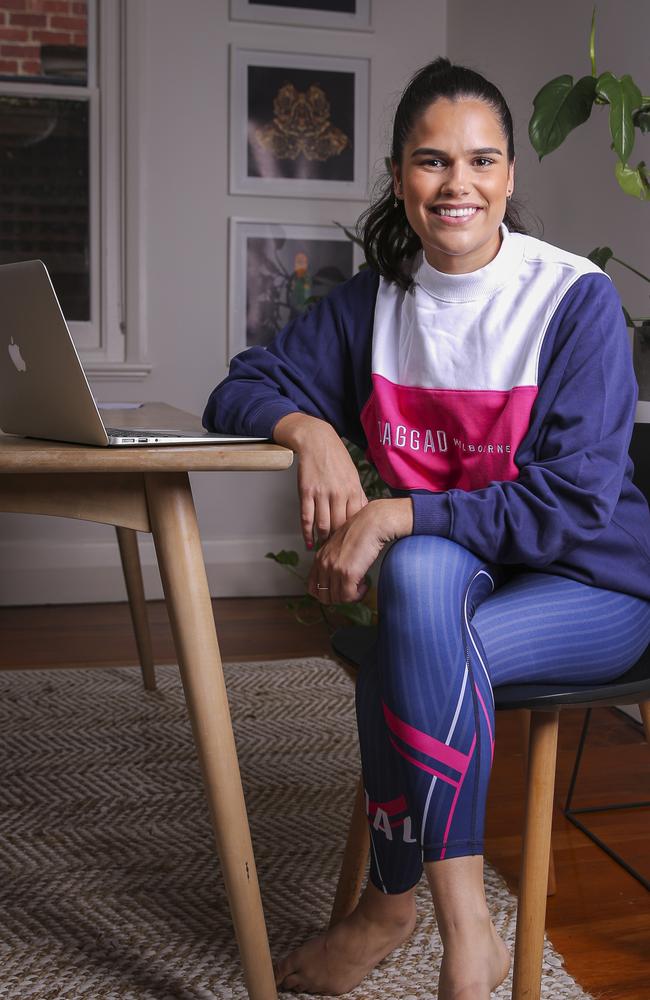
[0,259,268,447]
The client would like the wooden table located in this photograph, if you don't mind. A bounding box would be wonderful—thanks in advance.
[0,406,293,999]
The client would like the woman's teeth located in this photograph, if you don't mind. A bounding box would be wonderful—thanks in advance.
[433,207,479,217]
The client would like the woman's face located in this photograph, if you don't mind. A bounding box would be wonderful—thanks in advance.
[393,97,515,274]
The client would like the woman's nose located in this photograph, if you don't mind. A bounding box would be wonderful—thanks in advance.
[442,164,468,196]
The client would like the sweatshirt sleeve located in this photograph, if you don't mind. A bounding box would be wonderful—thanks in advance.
[410,273,638,568]
[202,268,377,441]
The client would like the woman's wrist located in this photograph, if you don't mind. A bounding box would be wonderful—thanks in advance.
[272,412,334,451]
[371,497,414,539]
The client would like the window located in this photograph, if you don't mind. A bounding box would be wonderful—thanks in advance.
[0,0,146,376]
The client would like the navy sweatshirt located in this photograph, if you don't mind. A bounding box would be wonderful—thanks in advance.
[204,225,650,600]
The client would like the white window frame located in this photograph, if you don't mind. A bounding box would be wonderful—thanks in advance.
[0,0,150,380]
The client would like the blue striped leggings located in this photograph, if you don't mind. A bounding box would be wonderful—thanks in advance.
[355,536,650,894]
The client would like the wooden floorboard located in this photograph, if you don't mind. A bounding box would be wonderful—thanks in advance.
[0,596,648,999]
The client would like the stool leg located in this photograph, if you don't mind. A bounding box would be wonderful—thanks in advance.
[519,709,557,897]
[329,776,370,927]
[512,710,559,1000]
[640,700,650,744]
[116,526,156,691]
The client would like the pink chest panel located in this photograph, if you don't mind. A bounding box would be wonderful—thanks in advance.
[360,374,538,491]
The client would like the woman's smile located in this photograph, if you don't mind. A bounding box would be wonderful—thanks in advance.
[429,205,483,224]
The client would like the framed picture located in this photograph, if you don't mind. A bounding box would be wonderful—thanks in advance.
[230,48,369,199]
[230,0,371,31]
[229,219,364,354]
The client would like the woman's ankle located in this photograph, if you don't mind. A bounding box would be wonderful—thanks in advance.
[357,880,417,929]
[435,905,492,945]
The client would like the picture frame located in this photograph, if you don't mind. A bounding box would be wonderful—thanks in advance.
[230,0,371,32]
[230,48,370,199]
[229,218,364,355]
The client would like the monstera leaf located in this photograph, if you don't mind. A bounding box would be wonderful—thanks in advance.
[595,71,643,163]
[529,74,597,159]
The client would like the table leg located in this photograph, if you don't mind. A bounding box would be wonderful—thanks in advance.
[144,472,277,1000]
[329,775,369,928]
[116,526,157,691]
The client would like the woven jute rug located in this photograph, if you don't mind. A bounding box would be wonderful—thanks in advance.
[0,657,593,1000]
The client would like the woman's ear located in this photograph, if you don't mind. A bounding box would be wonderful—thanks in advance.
[506,157,515,199]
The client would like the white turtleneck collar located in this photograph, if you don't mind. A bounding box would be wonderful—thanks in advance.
[413,223,525,303]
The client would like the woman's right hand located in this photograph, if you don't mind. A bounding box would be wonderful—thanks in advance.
[273,412,368,548]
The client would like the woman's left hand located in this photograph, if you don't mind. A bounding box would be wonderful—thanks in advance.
[307,498,413,605]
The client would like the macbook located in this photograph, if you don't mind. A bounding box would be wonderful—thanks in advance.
[0,259,268,447]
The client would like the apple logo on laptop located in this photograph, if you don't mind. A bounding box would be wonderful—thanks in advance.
[8,337,27,372]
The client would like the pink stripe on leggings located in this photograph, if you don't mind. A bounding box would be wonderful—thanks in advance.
[383,700,469,776]
[440,736,477,860]
[388,735,459,788]
[367,793,408,817]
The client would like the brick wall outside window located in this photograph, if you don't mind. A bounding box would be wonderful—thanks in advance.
[0,0,87,78]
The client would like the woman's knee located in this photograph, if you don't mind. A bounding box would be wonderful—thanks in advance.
[378,535,483,609]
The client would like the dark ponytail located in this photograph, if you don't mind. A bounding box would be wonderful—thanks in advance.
[360,57,528,289]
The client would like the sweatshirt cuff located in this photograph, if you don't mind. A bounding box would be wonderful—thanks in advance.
[247,400,301,439]
[411,492,452,537]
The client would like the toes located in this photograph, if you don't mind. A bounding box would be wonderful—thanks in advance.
[274,958,296,986]
[281,973,304,992]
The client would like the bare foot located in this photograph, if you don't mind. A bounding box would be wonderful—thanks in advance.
[274,883,417,995]
[437,915,511,1000]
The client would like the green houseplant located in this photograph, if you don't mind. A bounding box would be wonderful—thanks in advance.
[528,7,649,339]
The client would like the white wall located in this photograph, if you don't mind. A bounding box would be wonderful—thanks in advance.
[0,0,447,604]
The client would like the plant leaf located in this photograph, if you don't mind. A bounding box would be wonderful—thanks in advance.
[633,108,650,133]
[529,74,597,159]
[615,159,650,200]
[265,549,300,567]
[332,601,375,626]
[595,71,642,163]
[287,595,317,609]
[587,246,613,270]
[286,596,323,626]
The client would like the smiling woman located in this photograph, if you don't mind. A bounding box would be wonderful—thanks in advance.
[203,56,650,1000]
[361,59,527,286]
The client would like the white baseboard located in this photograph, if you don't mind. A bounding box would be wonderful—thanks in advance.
[0,534,308,605]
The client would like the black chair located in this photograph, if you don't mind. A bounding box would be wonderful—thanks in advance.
[328,422,650,1000]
